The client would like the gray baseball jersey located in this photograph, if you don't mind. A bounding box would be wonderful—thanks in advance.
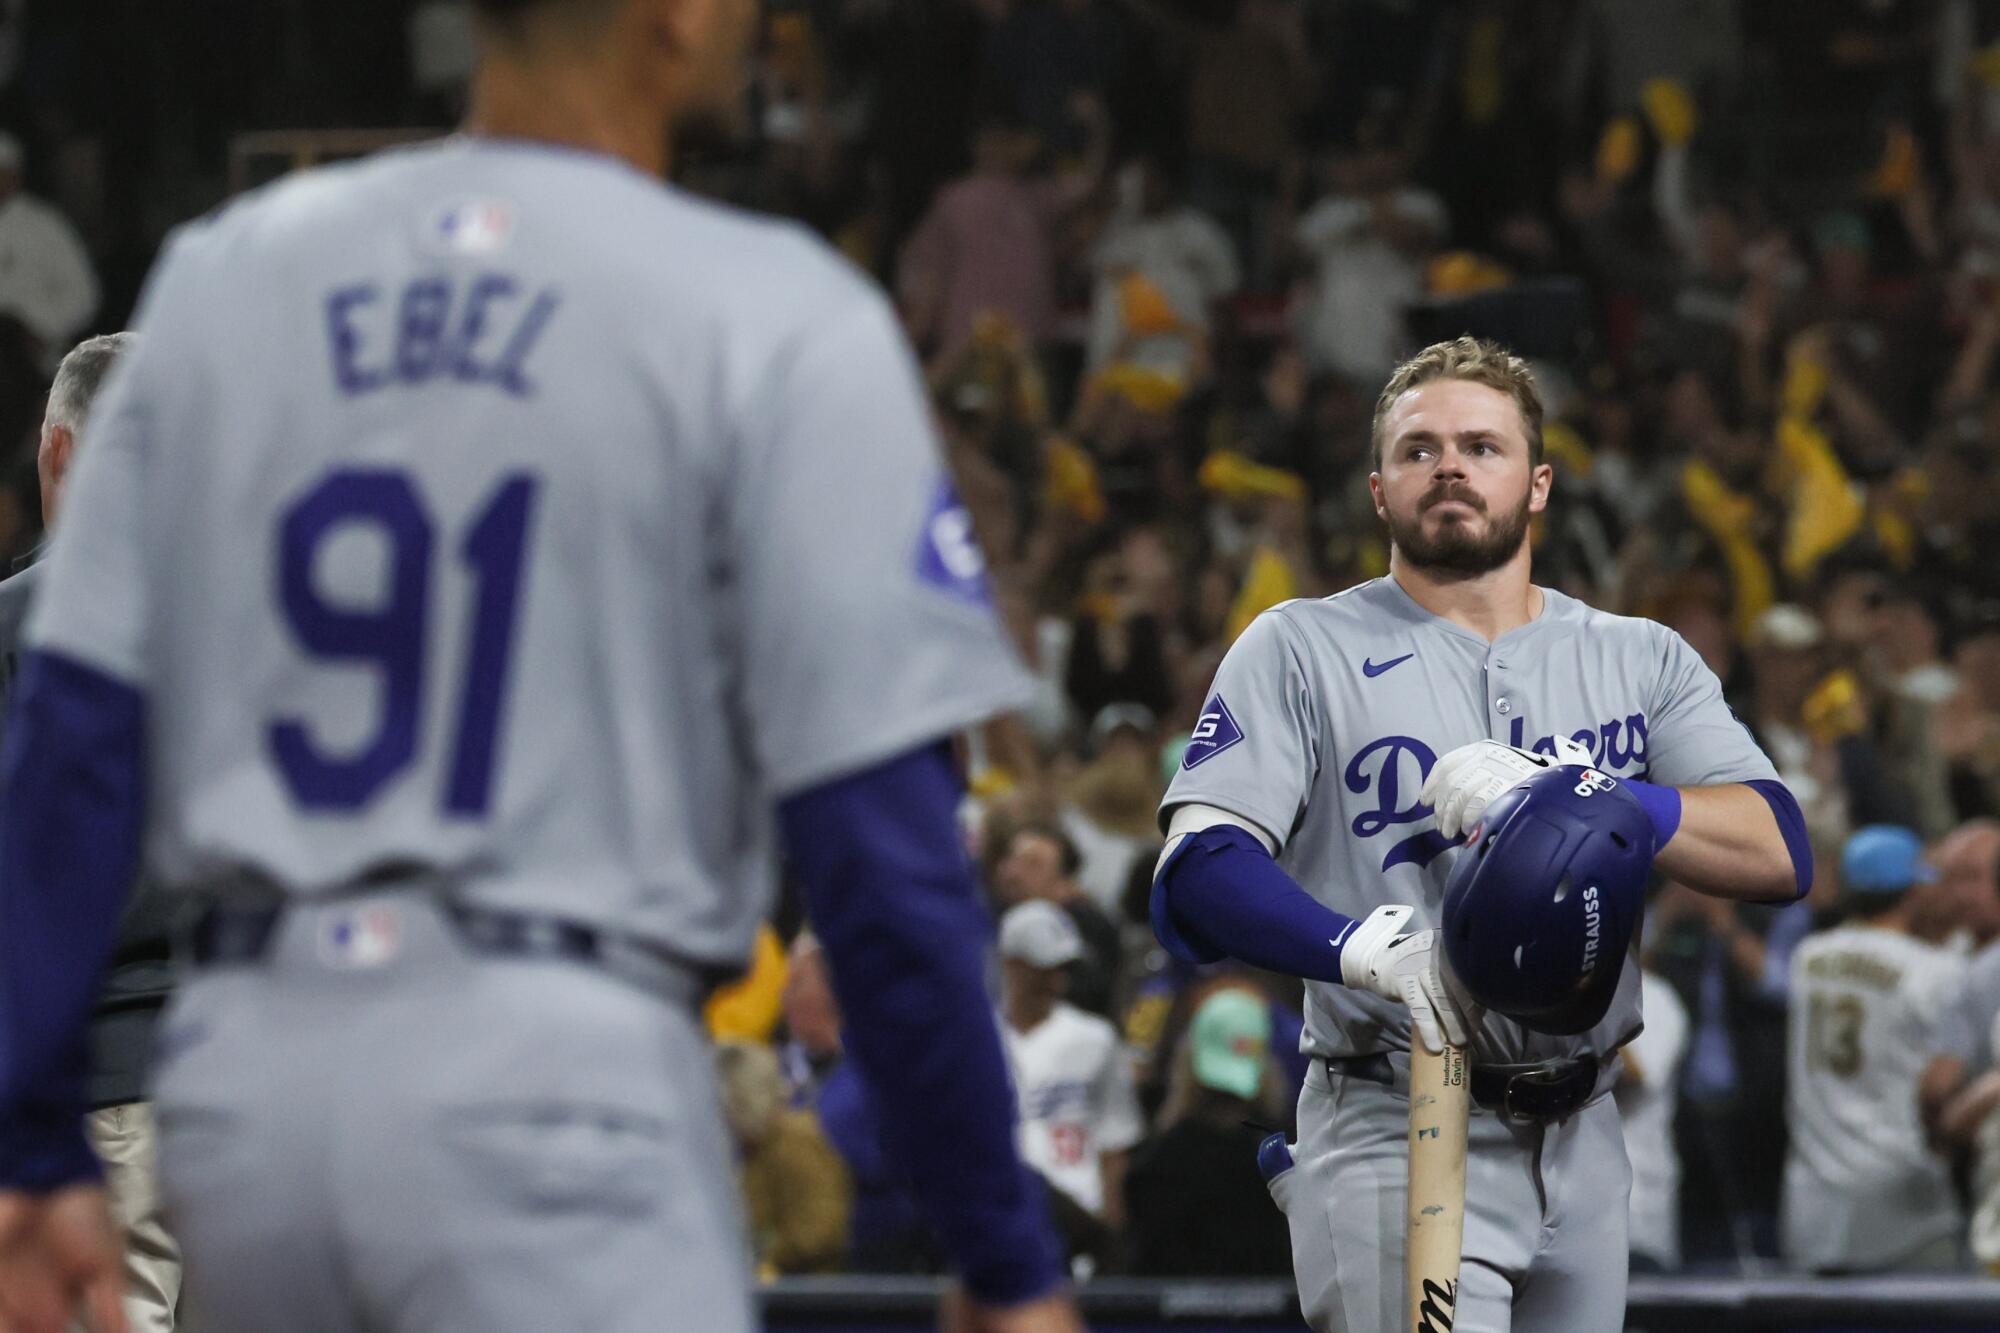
[1781,923,1963,1271]
[1162,577,1779,1066]
[28,136,1030,970]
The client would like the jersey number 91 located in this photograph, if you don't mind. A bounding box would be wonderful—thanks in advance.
[270,466,540,816]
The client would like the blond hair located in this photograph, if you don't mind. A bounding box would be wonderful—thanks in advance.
[1371,336,1544,470]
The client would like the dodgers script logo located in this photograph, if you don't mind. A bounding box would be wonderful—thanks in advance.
[1344,713,1650,873]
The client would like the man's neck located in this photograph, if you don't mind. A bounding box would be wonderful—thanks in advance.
[1858,907,1911,936]
[464,56,671,179]
[1388,546,1541,642]
[1005,995,1056,1033]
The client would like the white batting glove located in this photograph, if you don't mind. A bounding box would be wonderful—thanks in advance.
[1420,735,1595,841]
[1340,905,1479,1054]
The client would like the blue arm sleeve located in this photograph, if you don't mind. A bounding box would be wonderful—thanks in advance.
[0,651,147,1190]
[1746,777,1813,900]
[777,742,1063,1307]
[1151,825,1359,982]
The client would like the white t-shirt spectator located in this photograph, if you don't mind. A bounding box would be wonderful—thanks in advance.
[0,189,98,358]
[1004,1000,1143,1215]
[1619,970,1690,1269]
[1086,201,1239,379]
[1294,188,1446,385]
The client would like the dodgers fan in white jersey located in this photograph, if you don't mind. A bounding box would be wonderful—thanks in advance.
[1149,338,1811,1332]
[997,902,1144,1233]
[1781,826,1963,1273]
[0,3,1083,1332]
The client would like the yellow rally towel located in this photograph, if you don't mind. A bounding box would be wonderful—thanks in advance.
[705,924,788,1043]
[1871,467,1929,570]
[1226,545,1297,644]
[1541,420,1593,479]
[1044,434,1107,524]
[1681,459,1777,641]
[1803,670,1867,745]
[1091,361,1187,413]
[1974,42,2000,90]
[1640,78,1698,149]
[1781,347,1829,420]
[1426,251,1512,297]
[1776,415,1865,582]
[1199,450,1306,503]
[1596,116,1643,184]
[1118,271,1184,337]
[1868,124,1921,200]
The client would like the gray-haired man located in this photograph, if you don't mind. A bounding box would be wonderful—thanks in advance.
[0,331,180,1333]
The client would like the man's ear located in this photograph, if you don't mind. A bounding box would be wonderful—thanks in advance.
[1529,461,1554,513]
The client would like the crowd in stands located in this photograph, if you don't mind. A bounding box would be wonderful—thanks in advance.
[12,0,2000,1285]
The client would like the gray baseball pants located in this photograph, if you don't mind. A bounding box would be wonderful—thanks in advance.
[1269,1059,1631,1333]
[149,893,754,1333]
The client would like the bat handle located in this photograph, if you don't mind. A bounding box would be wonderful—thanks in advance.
[1407,1041,1470,1333]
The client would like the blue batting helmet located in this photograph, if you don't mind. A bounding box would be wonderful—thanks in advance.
[1441,765,1656,1035]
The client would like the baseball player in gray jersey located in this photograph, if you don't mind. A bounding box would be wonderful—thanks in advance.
[0,3,1082,1332]
[1150,338,1811,1331]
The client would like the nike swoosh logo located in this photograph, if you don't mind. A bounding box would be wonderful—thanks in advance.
[1362,653,1414,678]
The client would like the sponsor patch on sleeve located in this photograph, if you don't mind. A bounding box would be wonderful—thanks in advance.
[1181,694,1244,769]
[914,478,993,606]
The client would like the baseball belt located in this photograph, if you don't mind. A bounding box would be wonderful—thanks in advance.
[178,867,723,1010]
[1325,1051,1601,1124]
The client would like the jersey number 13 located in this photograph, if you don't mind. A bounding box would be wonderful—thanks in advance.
[270,467,539,816]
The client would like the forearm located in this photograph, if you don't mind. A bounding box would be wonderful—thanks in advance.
[1939,1070,2000,1147]
[1651,781,1806,902]
[1921,1056,1968,1149]
[1151,823,1355,981]
[1099,1150,1128,1233]
[778,743,1063,1306]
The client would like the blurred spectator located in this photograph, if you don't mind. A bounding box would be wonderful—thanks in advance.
[999,900,1144,1270]
[715,1040,853,1277]
[1292,132,1447,387]
[1620,966,1692,1273]
[0,132,96,372]
[994,820,1123,1017]
[1920,821,2000,1267]
[1135,0,1310,287]
[1084,153,1240,386]
[1932,820,2000,950]
[1650,871,1809,1264]
[897,100,1106,365]
[1123,985,1290,1276]
[1941,621,2000,819]
[1058,704,1165,914]
[1782,827,1964,1273]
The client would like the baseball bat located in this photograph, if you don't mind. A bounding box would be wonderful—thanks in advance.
[1407,1040,1470,1333]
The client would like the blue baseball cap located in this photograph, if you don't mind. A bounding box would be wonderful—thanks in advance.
[1841,825,1938,895]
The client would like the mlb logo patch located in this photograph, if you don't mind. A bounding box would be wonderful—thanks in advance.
[1181,695,1244,769]
[318,904,403,970]
[431,199,515,256]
